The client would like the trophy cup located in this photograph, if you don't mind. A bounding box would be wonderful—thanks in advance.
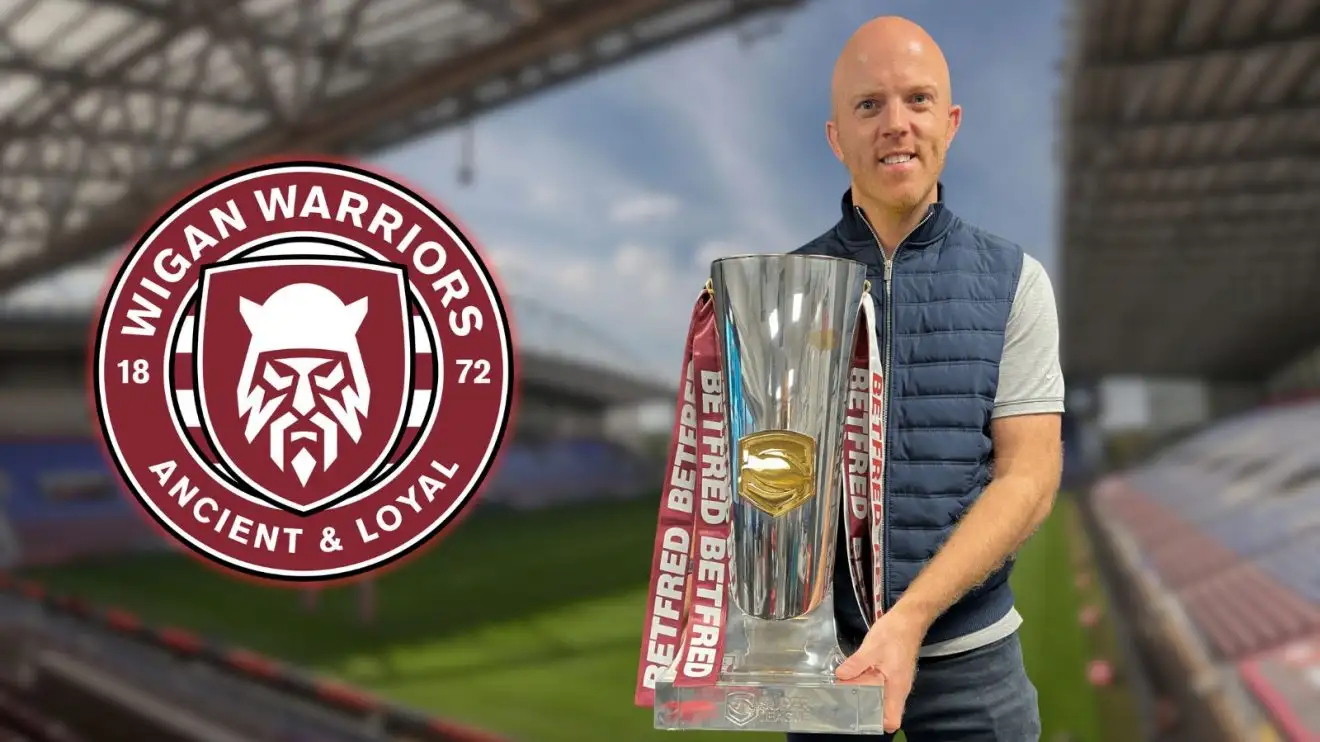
[634,254,887,733]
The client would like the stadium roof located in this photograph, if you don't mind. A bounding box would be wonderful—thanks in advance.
[0,0,803,292]
[1058,0,1320,381]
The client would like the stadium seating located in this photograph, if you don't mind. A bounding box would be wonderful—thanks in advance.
[1254,530,1320,605]
[1092,398,1320,739]
[1237,631,1320,742]
[0,436,656,567]
[0,440,160,567]
[478,437,654,509]
[0,588,509,742]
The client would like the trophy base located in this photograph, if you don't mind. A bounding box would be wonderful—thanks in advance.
[653,672,885,734]
[651,592,884,733]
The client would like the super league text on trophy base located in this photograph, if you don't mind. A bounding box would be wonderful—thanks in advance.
[102,183,494,558]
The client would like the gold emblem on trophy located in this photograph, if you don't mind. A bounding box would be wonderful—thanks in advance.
[737,430,817,517]
[808,327,838,350]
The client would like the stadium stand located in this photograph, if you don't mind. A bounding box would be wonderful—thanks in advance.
[0,433,657,567]
[0,425,657,742]
[0,578,510,742]
[0,440,162,567]
[1087,399,1320,742]
[0,685,86,742]
[479,437,656,508]
[1058,0,1320,736]
[0,511,17,572]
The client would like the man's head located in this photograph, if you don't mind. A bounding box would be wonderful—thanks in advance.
[234,283,371,485]
[826,16,960,218]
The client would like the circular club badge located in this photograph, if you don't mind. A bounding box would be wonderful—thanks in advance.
[92,160,515,582]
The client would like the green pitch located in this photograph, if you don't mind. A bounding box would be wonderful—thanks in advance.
[23,495,1118,742]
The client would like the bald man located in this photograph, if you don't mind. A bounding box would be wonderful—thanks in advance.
[789,16,1061,741]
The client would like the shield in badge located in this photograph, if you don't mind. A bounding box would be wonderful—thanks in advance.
[194,257,412,513]
[725,692,757,727]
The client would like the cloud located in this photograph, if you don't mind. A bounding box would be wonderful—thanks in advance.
[610,193,681,223]
[488,237,704,378]
[526,183,561,210]
[694,239,751,268]
[489,231,800,379]
[629,41,807,255]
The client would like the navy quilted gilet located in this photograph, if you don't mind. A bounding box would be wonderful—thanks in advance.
[793,188,1023,647]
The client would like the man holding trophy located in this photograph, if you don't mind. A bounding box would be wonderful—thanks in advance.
[635,15,1063,742]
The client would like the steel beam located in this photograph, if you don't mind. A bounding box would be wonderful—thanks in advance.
[0,0,805,292]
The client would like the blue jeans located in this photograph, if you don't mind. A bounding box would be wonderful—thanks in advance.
[787,633,1041,741]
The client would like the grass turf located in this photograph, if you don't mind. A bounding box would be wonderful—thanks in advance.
[24,495,1118,742]
[1012,495,1103,742]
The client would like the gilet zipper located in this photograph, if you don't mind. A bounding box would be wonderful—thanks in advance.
[856,205,932,612]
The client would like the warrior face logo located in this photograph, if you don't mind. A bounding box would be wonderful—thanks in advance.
[92,161,514,582]
[236,283,371,485]
[195,260,411,513]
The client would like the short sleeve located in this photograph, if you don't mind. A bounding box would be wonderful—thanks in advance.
[993,254,1065,418]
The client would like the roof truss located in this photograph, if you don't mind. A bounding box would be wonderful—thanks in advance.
[0,0,802,292]
[1060,0,1320,380]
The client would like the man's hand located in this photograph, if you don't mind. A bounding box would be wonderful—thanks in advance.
[832,413,1062,734]
[834,604,927,734]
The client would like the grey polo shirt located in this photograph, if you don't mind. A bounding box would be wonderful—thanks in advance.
[919,252,1066,657]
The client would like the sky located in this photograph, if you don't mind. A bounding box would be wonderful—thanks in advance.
[1,0,1068,382]
[376,0,1069,375]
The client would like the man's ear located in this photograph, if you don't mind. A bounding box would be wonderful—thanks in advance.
[946,104,962,147]
[825,119,845,162]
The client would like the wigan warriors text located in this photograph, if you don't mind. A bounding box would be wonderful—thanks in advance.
[116,182,487,340]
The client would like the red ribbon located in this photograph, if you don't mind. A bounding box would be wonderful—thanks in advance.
[634,289,884,707]
[842,295,885,627]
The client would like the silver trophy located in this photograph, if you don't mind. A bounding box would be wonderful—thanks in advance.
[652,254,885,733]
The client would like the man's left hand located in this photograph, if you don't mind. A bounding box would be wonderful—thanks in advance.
[834,605,927,734]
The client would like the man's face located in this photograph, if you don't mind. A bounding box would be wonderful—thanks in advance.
[827,48,960,215]
[244,349,364,484]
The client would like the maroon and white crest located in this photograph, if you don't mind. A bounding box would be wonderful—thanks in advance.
[195,260,411,513]
[90,160,515,583]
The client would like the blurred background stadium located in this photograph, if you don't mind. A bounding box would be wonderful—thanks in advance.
[0,0,1316,740]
